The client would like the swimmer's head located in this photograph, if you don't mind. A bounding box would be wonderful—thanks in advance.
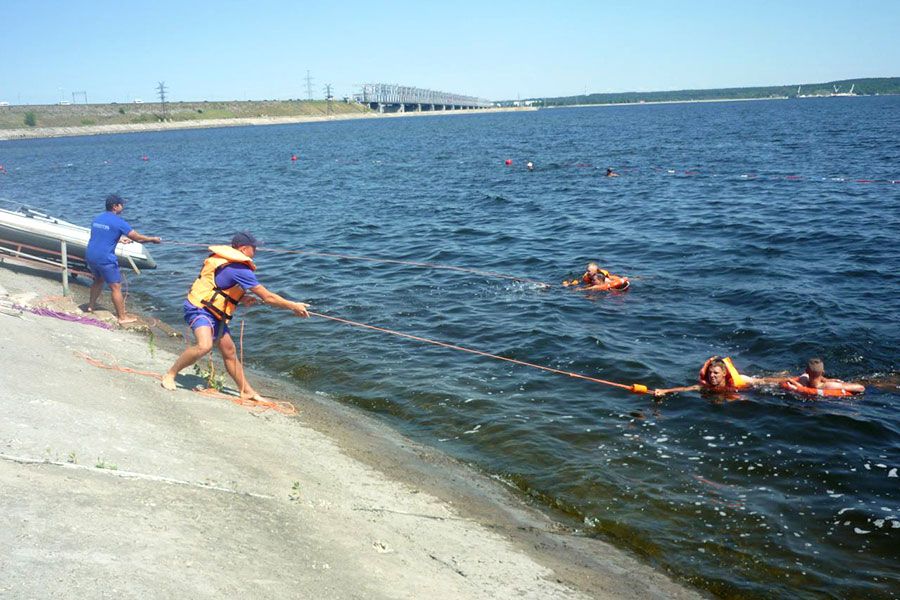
[704,359,729,387]
[806,358,825,377]
[586,262,600,274]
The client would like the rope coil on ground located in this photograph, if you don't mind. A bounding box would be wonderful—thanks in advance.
[75,351,298,416]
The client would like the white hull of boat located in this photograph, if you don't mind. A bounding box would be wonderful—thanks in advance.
[0,207,157,270]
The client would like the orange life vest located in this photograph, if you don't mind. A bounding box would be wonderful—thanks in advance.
[582,268,611,285]
[698,356,747,390]
[186,245,256,322]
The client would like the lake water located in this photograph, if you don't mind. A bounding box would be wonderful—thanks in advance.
[2,97,898,598]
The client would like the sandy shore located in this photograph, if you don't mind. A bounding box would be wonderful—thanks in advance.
[0,262,699,599]
[0,107,535,142]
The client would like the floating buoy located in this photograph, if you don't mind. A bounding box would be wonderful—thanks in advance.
[291,155,298,161]
[141,155,149,161]
[504,159,512,166]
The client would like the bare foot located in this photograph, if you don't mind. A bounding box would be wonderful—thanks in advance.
[161,374,177,391]
[117,315,138,325]
[241,391,267,402]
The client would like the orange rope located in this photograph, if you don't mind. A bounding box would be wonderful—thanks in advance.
[166,240,549,286]
[239,319,247,398]
[74,351,298,416]
[307,311,648,394]
[77,351,162,380]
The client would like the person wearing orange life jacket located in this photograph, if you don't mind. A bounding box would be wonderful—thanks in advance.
[562,262,629,291]
[161,232,309,401]
[559,262,612,287]
[652,356,785,398]
[582,262,612,287]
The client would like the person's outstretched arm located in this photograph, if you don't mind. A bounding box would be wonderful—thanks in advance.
[653,384,702,397]
[126,230,162,244]
[249,284,309,317]
[743,375,786,385]
[823,378,866,393]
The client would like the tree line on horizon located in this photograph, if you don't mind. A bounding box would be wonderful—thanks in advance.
[511,77,900,107]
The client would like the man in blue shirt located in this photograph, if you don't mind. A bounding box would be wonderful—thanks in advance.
[85,194,161,324]
[161,232,310,401]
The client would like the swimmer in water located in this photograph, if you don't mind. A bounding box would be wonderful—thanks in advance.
[606,167,619,177]
[652,356,785,397]
[564,262,611,287]
[581,262,612,286]
[783,358,865,394]
[526,161,534,171]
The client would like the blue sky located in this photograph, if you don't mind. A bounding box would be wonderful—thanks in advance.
[3,0,898,104]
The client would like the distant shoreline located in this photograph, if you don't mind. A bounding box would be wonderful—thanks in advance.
[527,76,899,108]
[0,106,535,142]
[548,96,793,109]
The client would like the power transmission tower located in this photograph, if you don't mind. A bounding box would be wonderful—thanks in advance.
[72,91,88,104]
[324,84,333,115]
[304,70,314,101]
[157,81,168,119]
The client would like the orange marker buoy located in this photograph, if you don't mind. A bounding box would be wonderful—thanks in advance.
[291,155,298,161]
[504,159,512,166]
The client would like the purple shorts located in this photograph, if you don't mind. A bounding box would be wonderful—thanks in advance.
[183,300,230,340]
[87,261,122,284]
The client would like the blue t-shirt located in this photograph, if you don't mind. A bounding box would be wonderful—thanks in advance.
[85,211,133,265]
[214,263,260,291]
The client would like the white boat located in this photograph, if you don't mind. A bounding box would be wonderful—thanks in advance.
[0,206,157,270]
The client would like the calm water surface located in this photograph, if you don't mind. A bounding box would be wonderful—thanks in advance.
[2,97,898,598]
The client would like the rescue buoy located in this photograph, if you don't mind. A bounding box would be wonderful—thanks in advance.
[780,378,856,397]
[585,276,630,292]
[505,159,512,166]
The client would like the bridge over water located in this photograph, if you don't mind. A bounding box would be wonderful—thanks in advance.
[354,84,493,113]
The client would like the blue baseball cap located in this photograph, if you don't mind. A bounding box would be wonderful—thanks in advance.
[231,231,259,249]
[105,194,125,210]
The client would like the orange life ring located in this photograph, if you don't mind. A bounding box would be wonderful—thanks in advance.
[583,276,630,292]
[781,378,856,397]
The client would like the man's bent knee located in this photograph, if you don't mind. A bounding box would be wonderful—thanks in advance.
[217,338,237,360]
